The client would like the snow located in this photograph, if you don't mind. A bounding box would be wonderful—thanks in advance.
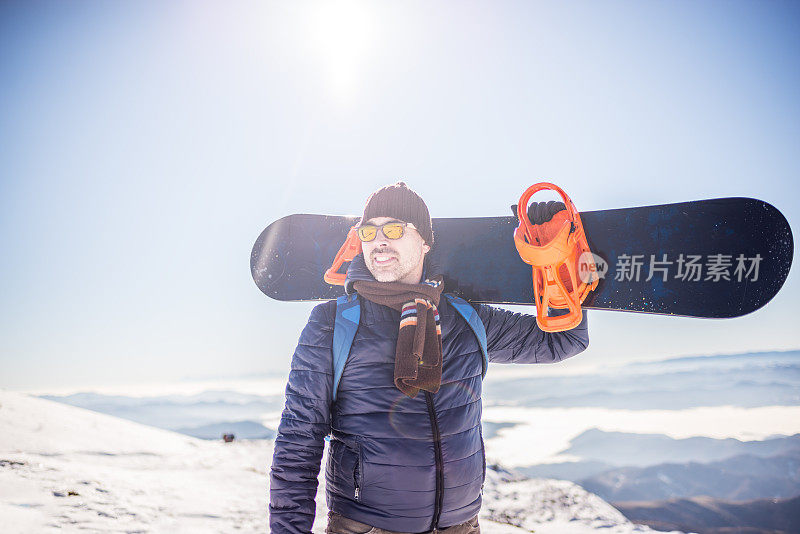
[0,390,688,533]
[480,465,689,534]
[0,389,268,533]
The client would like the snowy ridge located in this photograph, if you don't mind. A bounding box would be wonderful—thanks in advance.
[0,390,688,533]
[482,464,687,533]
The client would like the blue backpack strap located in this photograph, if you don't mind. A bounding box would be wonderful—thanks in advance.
[445,294,489,378]
[333,294,361,402]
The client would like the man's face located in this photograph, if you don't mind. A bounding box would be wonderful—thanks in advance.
[360,216,431,284]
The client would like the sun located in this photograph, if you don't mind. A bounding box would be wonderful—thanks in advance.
[308,0,377,100]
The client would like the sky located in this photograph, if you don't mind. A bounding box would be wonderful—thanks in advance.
[1,0,798,390]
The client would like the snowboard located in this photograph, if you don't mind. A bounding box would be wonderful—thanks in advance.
[250,197,793,318]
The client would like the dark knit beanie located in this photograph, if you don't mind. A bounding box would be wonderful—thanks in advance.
[361,182,434,247]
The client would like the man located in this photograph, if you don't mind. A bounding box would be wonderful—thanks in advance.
[269,182,589,534]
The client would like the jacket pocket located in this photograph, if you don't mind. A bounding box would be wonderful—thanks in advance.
[479,426,486,490]
[353,436,363,501]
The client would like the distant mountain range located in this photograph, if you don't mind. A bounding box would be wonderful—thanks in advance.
[615,495,800,534]
[519,429,800,502]
[483,350,800,410]
[38,350,800,437]
[582,451,800,502]
[39,390,284,436]
[565,428,800,467]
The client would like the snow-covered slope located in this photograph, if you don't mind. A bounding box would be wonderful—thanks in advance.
[0,390,687,533]
[482,464,687,534]
[0,389,270,533]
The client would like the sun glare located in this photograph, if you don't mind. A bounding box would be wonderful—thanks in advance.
[308,0,377,99]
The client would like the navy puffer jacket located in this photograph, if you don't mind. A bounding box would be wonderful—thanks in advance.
[269,255,589,533]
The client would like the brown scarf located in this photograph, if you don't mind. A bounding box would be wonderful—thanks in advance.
[352,276,444,398]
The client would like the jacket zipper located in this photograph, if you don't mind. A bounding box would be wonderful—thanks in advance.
[424,391,444,531]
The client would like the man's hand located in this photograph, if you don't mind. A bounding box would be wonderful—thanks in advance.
[511,200,567,224]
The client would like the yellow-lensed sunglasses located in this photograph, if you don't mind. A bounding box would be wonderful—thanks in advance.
[356,221,417,242]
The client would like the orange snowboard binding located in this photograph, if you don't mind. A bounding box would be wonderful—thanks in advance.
[324,226,361,286]
[513,182,599,332]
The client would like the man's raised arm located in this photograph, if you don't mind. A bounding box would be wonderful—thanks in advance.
[475,305,589,364]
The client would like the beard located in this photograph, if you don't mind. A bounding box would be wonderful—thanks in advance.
[368,246,424,283]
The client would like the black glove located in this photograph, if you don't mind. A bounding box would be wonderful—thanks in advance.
[511,200,566,224]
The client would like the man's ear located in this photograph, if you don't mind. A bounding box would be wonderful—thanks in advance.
[422,243,431,254]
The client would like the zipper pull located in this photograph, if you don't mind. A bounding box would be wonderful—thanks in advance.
[355,487,360,500]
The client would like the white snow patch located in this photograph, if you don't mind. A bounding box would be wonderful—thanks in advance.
[480,465,689,534]
[0,390,686,533]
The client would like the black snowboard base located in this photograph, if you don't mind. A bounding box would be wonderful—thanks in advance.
[251,197,793,319]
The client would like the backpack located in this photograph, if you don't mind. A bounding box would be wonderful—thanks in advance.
[332,293,488,402]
